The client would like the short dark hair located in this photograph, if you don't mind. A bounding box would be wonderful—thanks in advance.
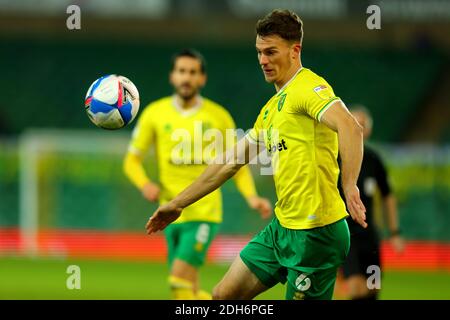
[171,48,206,73]
[256,9,303,43]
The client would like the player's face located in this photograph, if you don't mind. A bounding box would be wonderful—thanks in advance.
[352,111,372,140]
[256,35,299,85]
[170,57,206,101]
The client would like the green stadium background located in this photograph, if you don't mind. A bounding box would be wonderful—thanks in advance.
[0,0,449,299]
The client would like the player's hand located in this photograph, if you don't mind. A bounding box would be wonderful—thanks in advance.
[247,196,272,219]
[142,182,160,202]
[145,202,182,234]
[390,235,405,254]
[343,184,367,228]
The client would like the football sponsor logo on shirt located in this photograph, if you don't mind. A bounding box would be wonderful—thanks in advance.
[313,84,333,100]
[267,139,288,154]
[265,124,288,154]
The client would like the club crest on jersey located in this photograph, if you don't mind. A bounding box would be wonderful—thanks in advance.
[313,84,333,100]
[278,93,287,111]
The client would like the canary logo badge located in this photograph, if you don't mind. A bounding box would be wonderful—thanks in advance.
[278,93,287,111]
[295,274,311,292]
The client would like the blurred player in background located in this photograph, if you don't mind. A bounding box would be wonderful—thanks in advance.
[338,106,404,300]
[123,49,272,300]
[146,10,367,300]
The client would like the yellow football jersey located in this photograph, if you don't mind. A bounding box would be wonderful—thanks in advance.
[248,68,349,229]
[128,95,255,224]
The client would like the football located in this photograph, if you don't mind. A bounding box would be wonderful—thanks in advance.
[84,75,140,129]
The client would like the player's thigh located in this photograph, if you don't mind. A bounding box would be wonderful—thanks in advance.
[240,219,287,288]
[176,222,220,268]
[286,266,339,300]
[213,256,270,300]
[284,219,350,300]
[214,220,286,300]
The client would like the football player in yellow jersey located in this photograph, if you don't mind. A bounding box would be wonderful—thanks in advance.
[146,11,367,300]
[123,49,271,300]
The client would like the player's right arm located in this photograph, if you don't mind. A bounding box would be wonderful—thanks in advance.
[146,135,256,234]
[123,105,160,202]
[321,101,367,228]
[123,153,159,202]
[295,79,366,228]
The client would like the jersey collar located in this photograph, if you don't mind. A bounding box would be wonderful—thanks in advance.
[277,67,303,95]
[172,94,203,117]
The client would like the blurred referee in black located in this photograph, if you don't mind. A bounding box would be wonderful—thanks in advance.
[338,106,404,300]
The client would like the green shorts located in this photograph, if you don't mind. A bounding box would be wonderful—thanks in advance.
[164,221,219,268]
[240,217,350,300]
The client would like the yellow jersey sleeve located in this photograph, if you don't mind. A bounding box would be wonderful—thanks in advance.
[124,104,156,190]
[128,105,156,156]
[233,166,257,199]
[123,152,150,190]
[295,81,341,122]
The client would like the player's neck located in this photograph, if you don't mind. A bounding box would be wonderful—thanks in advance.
[175,94,200,110]
[275,62,302,92]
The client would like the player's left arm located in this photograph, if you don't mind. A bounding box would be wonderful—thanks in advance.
[224,111,272,219]
[321,101,367,228]
[146,136,254,234]
[374,153,404,252]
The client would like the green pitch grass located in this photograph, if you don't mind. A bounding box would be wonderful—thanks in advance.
[0,257,449,300]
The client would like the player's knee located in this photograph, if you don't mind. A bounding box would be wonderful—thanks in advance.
[212,284,225,300]
[212,283,233,300]
[213,282,245,300]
